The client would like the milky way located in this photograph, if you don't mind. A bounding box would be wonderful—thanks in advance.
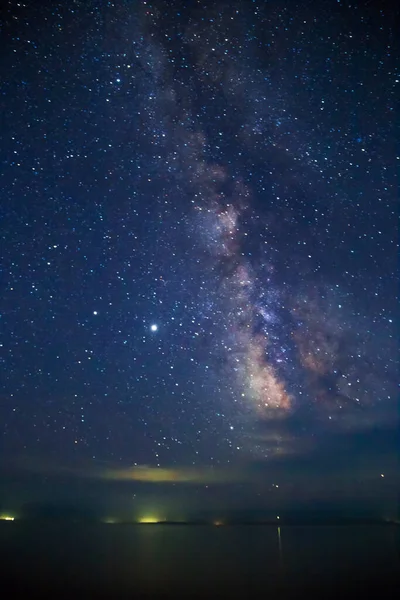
[1,0,397,475]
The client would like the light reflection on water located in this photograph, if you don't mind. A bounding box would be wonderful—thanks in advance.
[0,523,398,594]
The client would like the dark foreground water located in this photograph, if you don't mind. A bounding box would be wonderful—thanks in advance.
[0,522,399,598]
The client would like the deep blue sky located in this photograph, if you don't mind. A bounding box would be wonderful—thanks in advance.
[0,0,398,519]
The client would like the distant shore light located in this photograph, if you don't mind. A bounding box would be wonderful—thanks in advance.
[138,515,162,524]
[102,518,118,524]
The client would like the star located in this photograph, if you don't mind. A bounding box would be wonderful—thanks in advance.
[0,0,396,527]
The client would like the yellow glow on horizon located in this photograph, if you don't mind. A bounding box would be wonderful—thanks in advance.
[213,520,224,526]
[0,515,15,521]
[138,515,163,524]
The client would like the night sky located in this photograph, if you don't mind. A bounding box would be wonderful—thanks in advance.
[1,0,398,520]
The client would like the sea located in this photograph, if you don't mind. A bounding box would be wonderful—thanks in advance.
[0,522,399,598]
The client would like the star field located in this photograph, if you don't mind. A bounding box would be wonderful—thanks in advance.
[0,0,398,506]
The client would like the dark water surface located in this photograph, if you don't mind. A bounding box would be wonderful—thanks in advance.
[0,522,399,598]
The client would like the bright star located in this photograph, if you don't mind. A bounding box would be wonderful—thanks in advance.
[150,324,158,332]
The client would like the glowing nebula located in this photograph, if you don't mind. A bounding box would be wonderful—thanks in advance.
[246,335,292,415]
